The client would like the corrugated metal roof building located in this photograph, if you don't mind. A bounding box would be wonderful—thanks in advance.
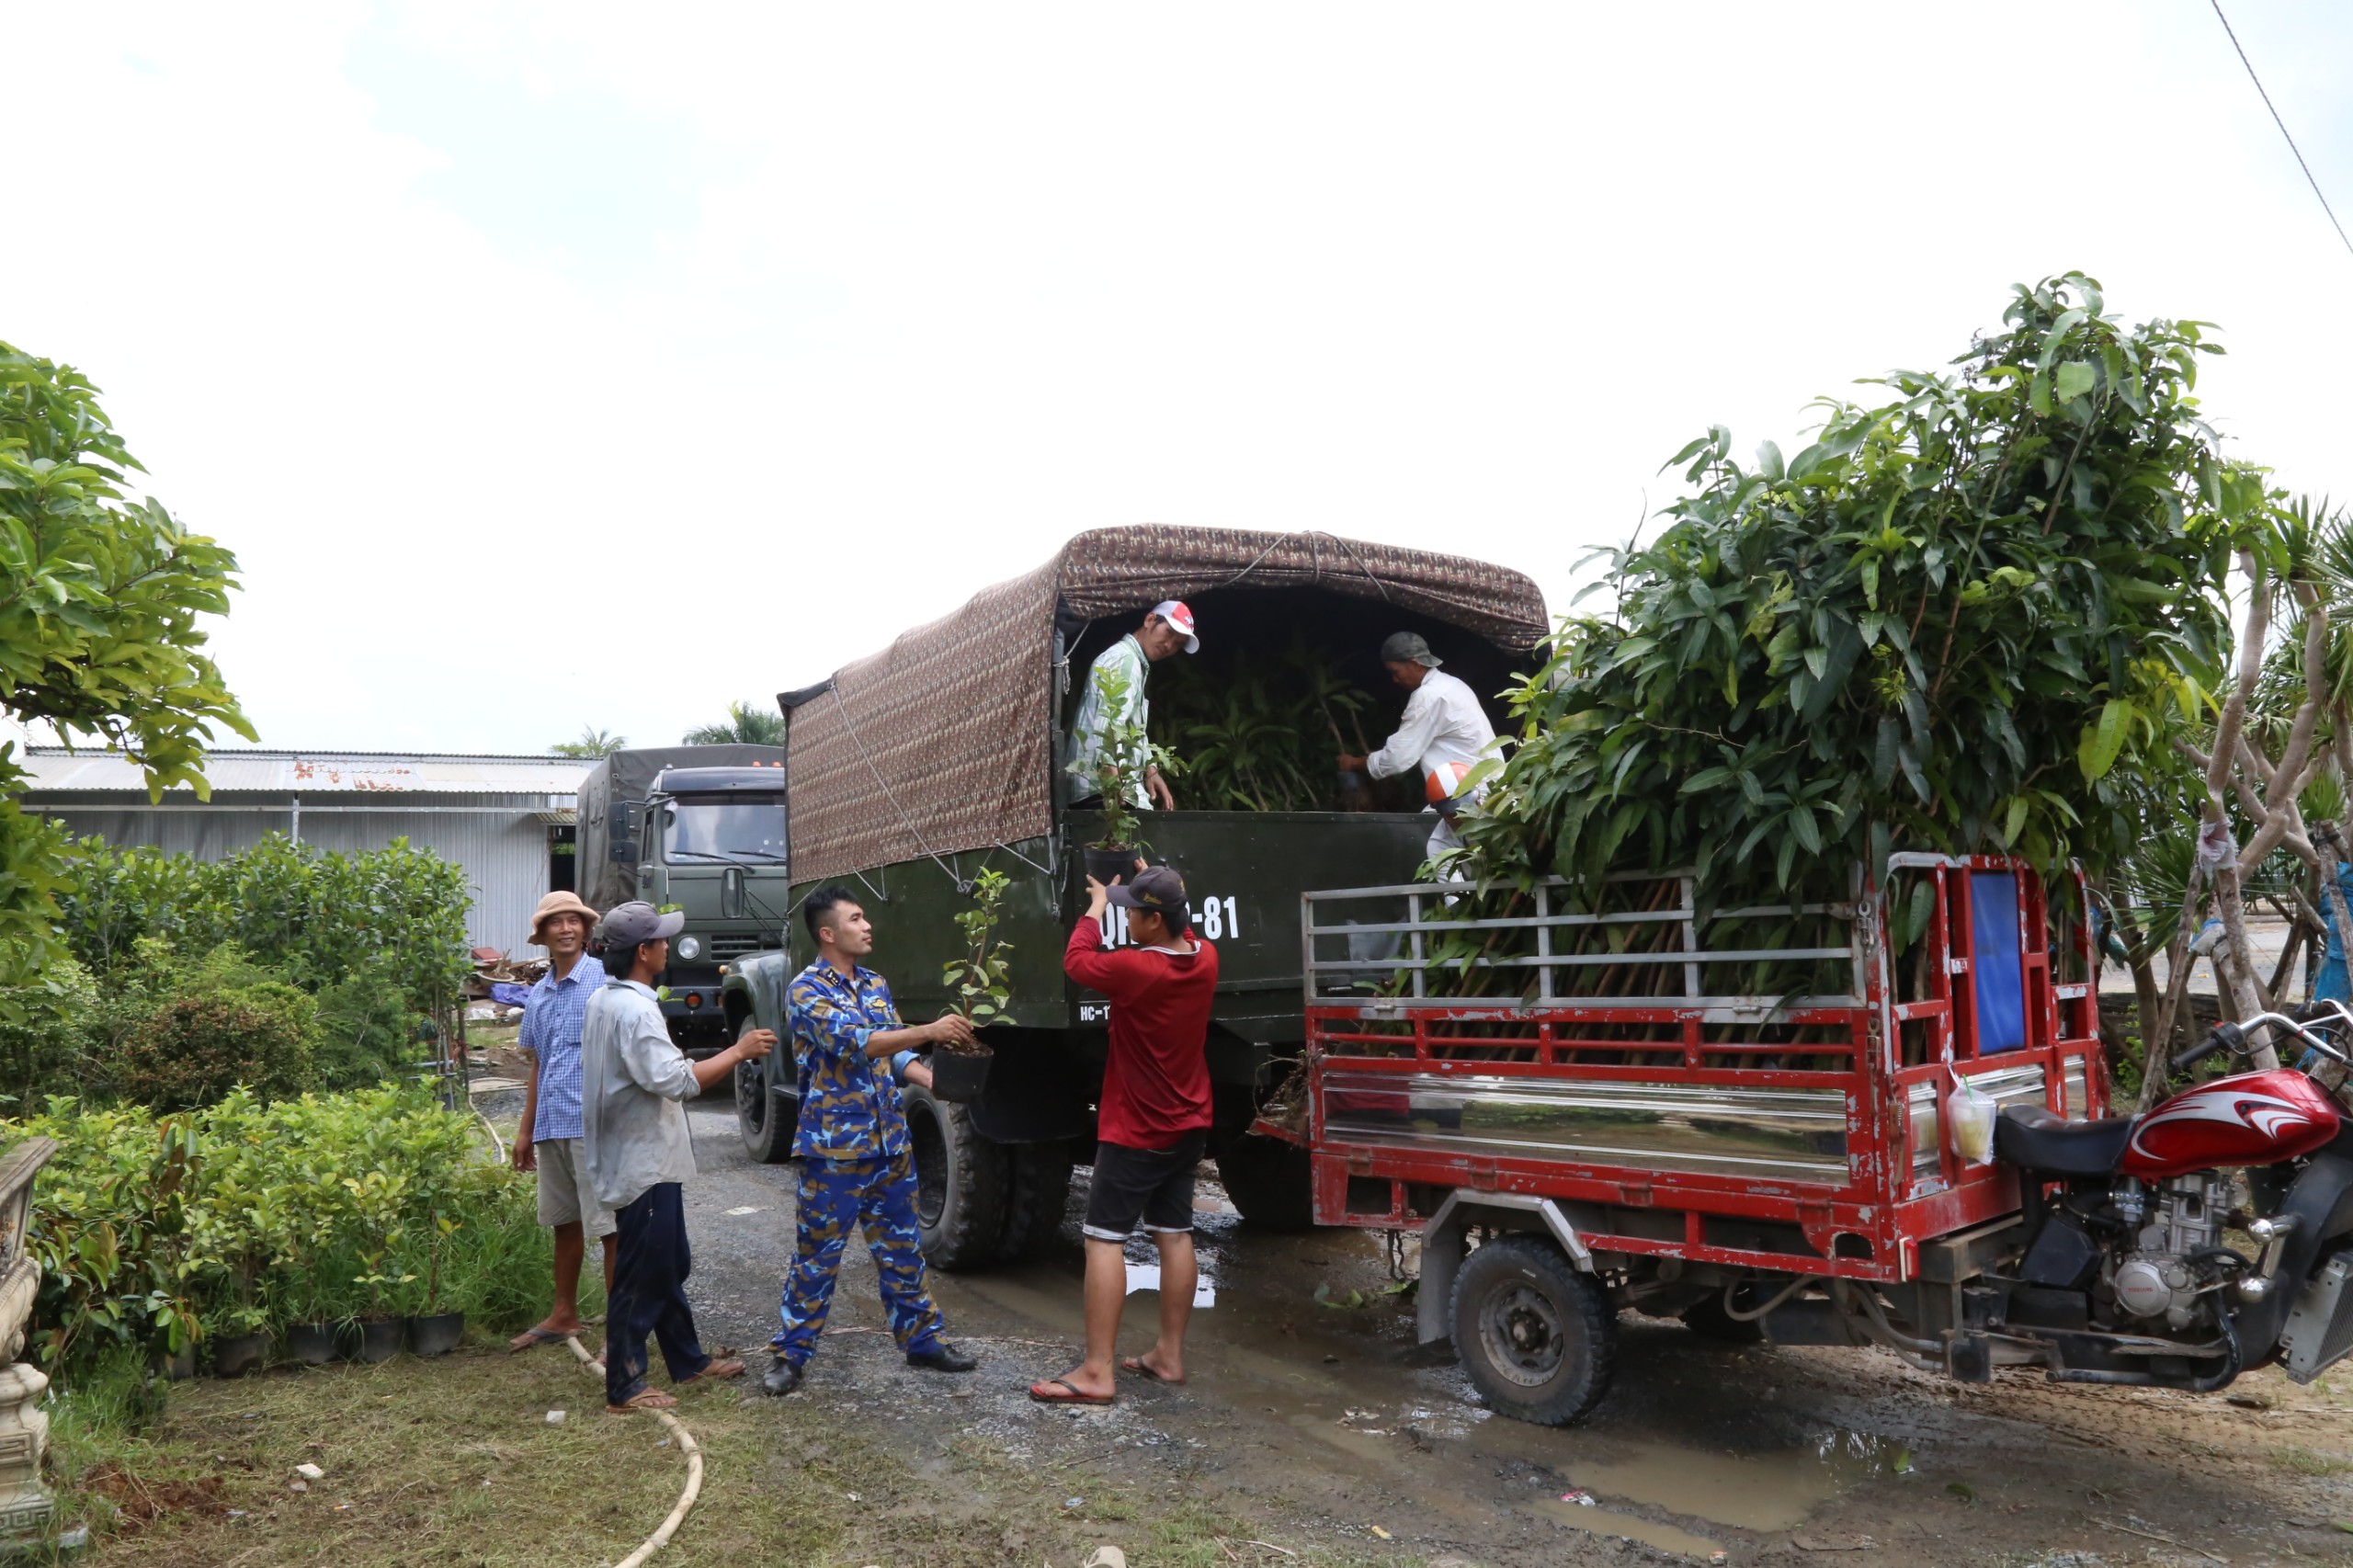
[20,748,593,956]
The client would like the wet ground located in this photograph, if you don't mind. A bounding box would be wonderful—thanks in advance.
[503,1094,2353,1565]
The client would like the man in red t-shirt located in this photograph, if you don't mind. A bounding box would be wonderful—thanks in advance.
[1029,864,1219,1405]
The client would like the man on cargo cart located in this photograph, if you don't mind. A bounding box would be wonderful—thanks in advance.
[1066,600,1197,810]
[1030,863,1219,1405]
[763,887,983,1396]
[1336,630,1499,864]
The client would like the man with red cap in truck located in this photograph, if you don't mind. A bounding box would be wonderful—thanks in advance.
[1338,630,1499,866]
[1066,601,1197,811]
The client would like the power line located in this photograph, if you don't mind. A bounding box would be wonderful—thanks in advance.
[2209,0,2353,263]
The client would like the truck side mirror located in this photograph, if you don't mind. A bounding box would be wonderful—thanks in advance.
[610,801,640,863]
[722,865,746,919]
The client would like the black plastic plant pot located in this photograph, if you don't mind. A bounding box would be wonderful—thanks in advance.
[1084,845,1139,885]
[353,1317,404,1364]
[213,1333,270,1379]
[285,1322,341,1366]
[407,1311,465,1358]
[928,1045,994,1103]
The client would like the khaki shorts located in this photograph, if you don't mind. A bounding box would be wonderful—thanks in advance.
[535,1138,617,1239]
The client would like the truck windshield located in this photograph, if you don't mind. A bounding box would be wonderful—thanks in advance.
[663,799,787,865]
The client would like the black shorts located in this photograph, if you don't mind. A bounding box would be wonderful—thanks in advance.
[1084,1131,1208,1242]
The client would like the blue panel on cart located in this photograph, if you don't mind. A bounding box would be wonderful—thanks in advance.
[1971,871,2027,1053]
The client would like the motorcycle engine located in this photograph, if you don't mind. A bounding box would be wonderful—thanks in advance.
[2109,1173,2240,1328]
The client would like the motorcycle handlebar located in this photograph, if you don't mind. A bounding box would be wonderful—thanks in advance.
[2170,1009,2353,1074]
[2173,1021,2243,1074]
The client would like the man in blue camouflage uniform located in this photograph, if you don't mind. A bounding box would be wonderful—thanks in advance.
[763,885,982,1395]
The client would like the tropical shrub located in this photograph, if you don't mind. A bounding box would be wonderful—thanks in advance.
[110,967,315,1112]
[10,1085,538,1378]
[1459,273,2250,917]
[52,833,472,1011]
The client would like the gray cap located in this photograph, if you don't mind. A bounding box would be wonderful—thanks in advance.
[1380,631,1442,668]
[598,900,685,951]
[1106,864,1189,923]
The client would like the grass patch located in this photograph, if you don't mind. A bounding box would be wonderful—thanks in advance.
[53,1343,1370,1567]
[2274,1445,2353,1478]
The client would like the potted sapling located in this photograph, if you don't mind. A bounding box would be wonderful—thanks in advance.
[1068,663,1179,885]
[344,1168,415,1362]
[932,869,1013,1102]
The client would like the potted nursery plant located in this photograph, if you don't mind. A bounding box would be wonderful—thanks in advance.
[343,1168,415,1362]
[932,869,1013,1102]
[1068,663,1178,884]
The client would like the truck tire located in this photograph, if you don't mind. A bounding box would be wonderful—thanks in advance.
[1450,1235,1617,1426]
[902,1084,1009,1271]
[994,1144,1075,1263]
[1214,1132,1315,1231]
[734,1017,792,1165]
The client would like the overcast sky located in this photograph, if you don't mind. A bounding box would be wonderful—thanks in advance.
[7,2,2349,757]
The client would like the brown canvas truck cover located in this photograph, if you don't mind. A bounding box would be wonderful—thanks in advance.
[777,524,1550,884]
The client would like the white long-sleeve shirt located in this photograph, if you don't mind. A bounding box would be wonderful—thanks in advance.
[1366,668,1497,789]
[580,978,702,1210]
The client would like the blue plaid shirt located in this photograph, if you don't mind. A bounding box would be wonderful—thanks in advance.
[521,953,607,1142]
[787,960,909,1161]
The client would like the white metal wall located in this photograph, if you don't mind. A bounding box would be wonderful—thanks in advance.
[41,807,556,958]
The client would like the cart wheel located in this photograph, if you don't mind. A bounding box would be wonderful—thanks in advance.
[902,1084,1009,1270]
[734,1017,792,1165]
[1449,1235,1617,1426]
[1681,1282,1768,1344]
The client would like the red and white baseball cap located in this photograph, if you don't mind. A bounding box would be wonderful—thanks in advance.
[1150,600,1199,653]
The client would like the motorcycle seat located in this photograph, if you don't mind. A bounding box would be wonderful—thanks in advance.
[1993,1105,2136,1176]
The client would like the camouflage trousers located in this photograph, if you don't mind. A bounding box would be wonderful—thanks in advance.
[772,1150,946,1368]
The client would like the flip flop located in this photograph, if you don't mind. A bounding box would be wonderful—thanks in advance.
[508,1326,574,1354]
[676,1357,745,1386]
[1120,1356,1187,1385]
[605,1389,678,1415]
[1028,1377,1115,1406]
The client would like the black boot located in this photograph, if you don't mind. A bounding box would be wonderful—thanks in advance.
[762,1356,803,1396]
[906,1343,978,1373]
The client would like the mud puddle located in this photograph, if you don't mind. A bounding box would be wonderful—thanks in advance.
[956,1201,1905,1556]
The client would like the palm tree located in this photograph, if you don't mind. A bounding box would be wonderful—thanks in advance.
[682,701,784,746]
[551,725,627,758]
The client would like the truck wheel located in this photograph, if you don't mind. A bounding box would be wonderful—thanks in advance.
[1450,1235,1617,1426]
[994,1144,1075,1263]
[902,1085,1008,1270]
[734,1017,792,1165]
[1215,1133,1315,1231]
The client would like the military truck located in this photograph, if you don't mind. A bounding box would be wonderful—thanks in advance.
[720,527,1547,1265]
[574,744,790,1054]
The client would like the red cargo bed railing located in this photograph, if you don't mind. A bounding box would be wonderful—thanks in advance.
[1272,856,2107,1284]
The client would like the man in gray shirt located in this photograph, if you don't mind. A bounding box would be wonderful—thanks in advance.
[582,900,777,1414]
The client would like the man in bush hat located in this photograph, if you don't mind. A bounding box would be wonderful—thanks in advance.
[1066,601,1196,811]
[1338,631,1499,865]
[508,891,619,1356]
[582,900,779,1414]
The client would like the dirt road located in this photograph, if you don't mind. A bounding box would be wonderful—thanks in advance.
[647,1097,2353,1566]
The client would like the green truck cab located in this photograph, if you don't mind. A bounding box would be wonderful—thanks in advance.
[719,527,1546,1266]
[574,744,790,1055]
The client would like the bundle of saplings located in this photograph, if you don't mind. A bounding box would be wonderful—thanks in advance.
[1454,275,2260,979]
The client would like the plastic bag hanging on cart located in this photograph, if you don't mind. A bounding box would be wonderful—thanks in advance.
[1946,1067,1996,1165]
